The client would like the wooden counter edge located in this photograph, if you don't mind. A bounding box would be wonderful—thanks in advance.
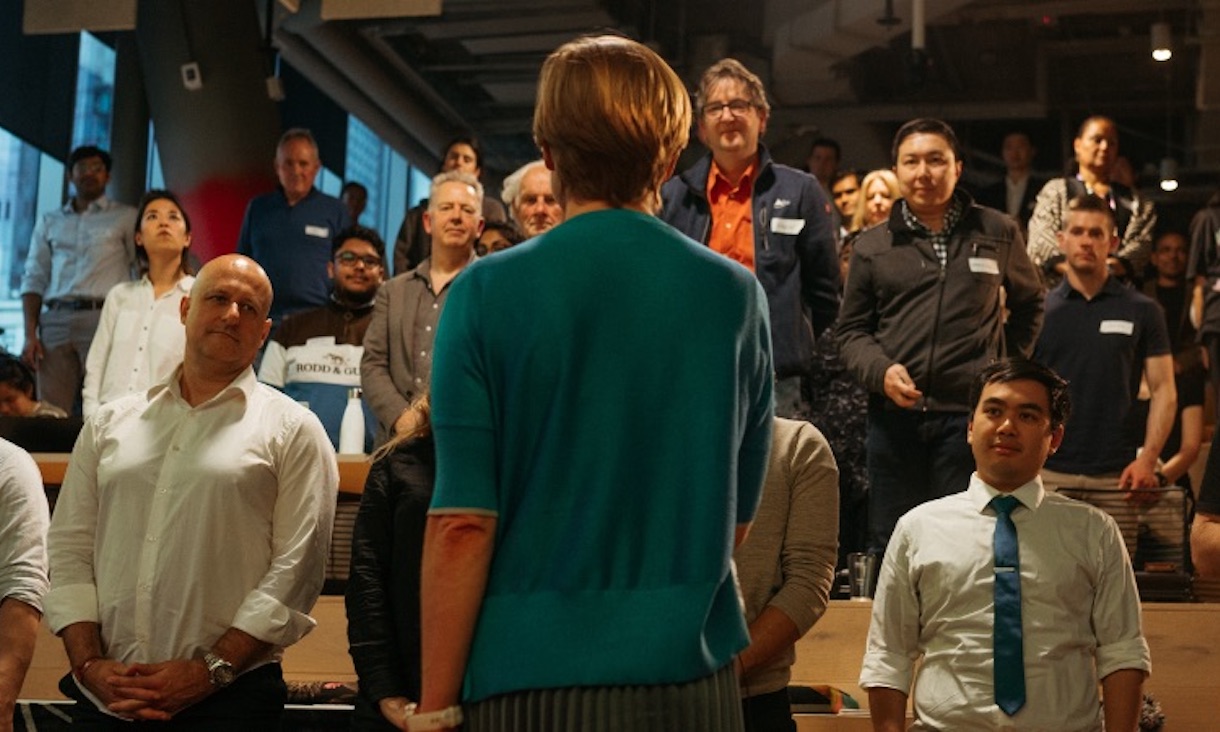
[34,452,373,495]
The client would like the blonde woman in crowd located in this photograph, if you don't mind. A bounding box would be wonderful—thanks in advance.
[851,169,901,232]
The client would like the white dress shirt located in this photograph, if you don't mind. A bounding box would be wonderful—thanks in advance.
[46,367,338,671]
[1005,176,1030,219]
[82,275,195,416]
[20,196,137,301]
[0,439,49,610]
[861,475,1150,732]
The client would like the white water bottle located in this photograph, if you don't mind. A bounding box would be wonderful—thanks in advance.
[338,387,366,454]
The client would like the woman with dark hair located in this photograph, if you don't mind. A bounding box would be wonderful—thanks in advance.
[1026,116,1157,284]
[82,190,194,415]
[0,352,67,416]
[345,397,432,731]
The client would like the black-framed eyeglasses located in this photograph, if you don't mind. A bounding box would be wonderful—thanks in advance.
[702,99,756,118]
[335,251,383,268]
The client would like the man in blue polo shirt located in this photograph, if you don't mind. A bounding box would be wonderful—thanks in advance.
[1033,194,1176,557]
[237,129,350,326]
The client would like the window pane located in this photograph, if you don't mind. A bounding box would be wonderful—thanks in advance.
[344,115,382,228]
[73,32,117,150]
[147,121,165,190]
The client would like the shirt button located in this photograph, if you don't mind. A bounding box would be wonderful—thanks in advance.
[425,325,432,332]
[146,535,157,543]
[432,303,438,309]
[419,351,427,357]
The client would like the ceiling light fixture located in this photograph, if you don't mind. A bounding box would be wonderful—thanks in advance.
[1152,22,1173,62]
[1160,158,1178,192]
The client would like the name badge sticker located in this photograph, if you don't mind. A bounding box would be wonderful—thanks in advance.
[770,217,805,235]
[1099,320,1134,335]
[968,257,1000,275]
[305,225,330,238]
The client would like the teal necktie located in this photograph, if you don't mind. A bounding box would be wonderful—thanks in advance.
[991,494,1025,716]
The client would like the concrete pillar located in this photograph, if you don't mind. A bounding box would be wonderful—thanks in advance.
[108,32,149,207]
[1194,0,1220,169]
[134,0,282,263]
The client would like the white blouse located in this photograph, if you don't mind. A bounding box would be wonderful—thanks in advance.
[82,275,194,416]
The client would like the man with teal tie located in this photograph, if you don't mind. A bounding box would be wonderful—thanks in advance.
[860,358,1149,731]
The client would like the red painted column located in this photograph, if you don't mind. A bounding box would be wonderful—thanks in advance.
[133,0,282,264]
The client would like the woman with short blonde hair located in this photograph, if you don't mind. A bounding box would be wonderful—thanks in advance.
[416,34,773,732]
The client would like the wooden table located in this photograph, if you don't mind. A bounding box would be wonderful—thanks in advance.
[33,452,373,495]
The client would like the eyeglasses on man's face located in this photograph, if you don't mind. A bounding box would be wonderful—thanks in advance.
[702,99,756,119]
[334,251,383,268]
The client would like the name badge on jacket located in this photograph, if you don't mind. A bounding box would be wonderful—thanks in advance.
[770,217,805,235]
[1099,320,1134,335]
[305,225,330,238]
[968,257,1000,275]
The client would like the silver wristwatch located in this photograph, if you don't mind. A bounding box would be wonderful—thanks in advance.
[203,652,237,689]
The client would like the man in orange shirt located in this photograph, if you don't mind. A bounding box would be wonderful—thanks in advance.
[661,59,839,417]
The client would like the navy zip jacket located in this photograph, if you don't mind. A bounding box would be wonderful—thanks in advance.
[660,146,840,379]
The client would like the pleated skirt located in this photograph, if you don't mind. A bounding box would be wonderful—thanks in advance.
[464,663,742,732]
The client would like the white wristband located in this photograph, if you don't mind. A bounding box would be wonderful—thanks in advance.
[406,705,463,731]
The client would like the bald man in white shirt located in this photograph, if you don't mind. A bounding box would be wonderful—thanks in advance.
[46,255,337,729]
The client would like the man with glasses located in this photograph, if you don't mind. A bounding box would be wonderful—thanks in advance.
[20,145,137,415]
[258,226,386,452]
[661,58,839,418]
[362,171,483,443]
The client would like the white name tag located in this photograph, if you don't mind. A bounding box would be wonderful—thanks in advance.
[1099,320,1134,335]
[770,217,805,235]
[305,225,330,238]
[968,257,1000,275]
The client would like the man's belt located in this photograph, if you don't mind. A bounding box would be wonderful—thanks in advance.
[45,298,106,311]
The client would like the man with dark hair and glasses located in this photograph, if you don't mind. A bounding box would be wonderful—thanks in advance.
[661,58,839,419]
[258,225,385,452]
